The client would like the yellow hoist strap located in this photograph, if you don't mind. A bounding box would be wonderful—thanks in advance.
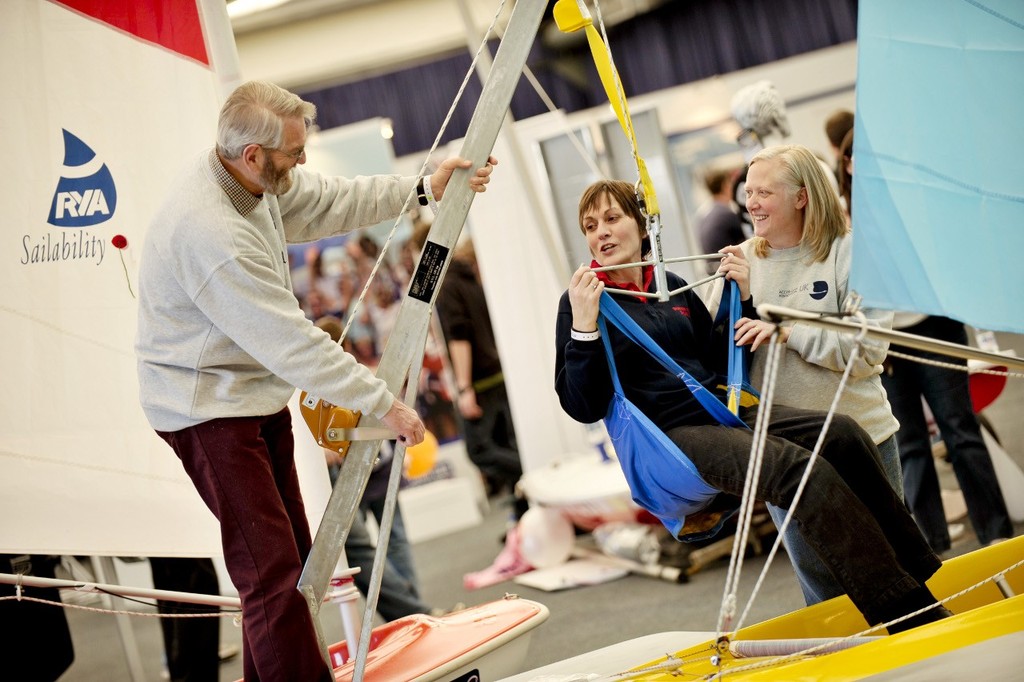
[553,0,659,216]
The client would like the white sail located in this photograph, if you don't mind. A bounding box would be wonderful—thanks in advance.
[0,0,240,556]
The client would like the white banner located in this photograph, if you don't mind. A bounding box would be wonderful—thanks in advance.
[0,0,239,556]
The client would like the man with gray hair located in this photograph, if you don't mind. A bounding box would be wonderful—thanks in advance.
[135,80,496,681]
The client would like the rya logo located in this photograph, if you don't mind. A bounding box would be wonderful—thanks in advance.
[47,129,117,228]
[809,281,829,300]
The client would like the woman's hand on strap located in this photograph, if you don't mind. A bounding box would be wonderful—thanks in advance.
[568,264,603,332]
[734,317,789,351]
[717,245,751,301]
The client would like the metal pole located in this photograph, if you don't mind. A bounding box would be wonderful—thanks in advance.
[297,0,549,672]
[0,571,241,609]
[352,325,428,676]
[196,0,243,97]
[93,557,146,682]
[757,303,1024,370]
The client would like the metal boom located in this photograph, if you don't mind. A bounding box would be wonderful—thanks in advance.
[758,303,1024,371]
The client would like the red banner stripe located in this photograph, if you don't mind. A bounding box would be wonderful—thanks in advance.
[54,0,209,66]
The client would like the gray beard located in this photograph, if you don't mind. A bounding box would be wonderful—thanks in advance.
[260,162,293,195]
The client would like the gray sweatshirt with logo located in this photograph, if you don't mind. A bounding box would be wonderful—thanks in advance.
[708,234,899,443]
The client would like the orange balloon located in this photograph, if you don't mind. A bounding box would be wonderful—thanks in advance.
[405,430,438,479]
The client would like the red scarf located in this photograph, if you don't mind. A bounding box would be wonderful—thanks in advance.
[591,259,653,300]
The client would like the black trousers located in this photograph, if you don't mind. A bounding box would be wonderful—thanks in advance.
[667,404,941,625]
[150,557,220,682]
[463,382,523,494]
[881,315,1012,549]
[0,554,73,681]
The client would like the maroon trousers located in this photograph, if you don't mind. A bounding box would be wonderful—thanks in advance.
[159,408,333,682]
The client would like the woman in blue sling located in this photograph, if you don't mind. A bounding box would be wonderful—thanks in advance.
[554,179,947,633]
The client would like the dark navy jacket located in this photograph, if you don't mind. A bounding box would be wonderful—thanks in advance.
[554,271,754,432]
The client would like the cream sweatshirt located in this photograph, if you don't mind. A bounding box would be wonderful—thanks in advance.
[708,234,899,443]
[136,150,416,431]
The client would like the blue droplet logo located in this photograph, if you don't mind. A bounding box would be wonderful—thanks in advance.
[48,129,117,228]
[810,281,828,300]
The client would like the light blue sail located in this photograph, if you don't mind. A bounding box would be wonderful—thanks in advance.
[851,0,1024,333]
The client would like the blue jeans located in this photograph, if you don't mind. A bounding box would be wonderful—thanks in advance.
[768,434,903,605]
[362,495,419,596]
[666,404,940,625]
[880,316,1012,549]
[328,463,429,620]
[344,506,431,621]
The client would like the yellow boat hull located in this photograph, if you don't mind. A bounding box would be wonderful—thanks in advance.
[625,536,1024,679]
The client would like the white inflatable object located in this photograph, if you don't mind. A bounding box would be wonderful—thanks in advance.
[518,452,640,530]
[517,507,575,569]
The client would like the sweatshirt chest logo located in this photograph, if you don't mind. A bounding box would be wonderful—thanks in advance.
[809,281,829,300]
[777,281,829,301]
[672,306,691,318]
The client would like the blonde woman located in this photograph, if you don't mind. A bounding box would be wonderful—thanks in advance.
[709,144,901,605]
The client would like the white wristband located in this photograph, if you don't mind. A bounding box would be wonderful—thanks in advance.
[423,172,439,215]
[571,328,600,342]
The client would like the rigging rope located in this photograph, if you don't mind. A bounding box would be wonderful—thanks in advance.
[707,310,1021,676]
[516,58,606,180]
[0,595,241,621]
[548,4,1022,674]
[886,347,1024,379]
[715,333,783,636]
[336,0,508,346]
[539,3,1023,674]
[710,555,1024,679]
[735,329,866,633]
[554,0,722,301]
[554,0,656,214]
[317,2,1019,673]
[588,549,1024,680]
[717,312,875,640]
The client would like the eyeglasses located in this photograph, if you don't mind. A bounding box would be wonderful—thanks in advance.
[261,145,305,161]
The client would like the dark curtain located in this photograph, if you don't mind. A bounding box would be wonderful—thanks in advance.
[299,0,858,157]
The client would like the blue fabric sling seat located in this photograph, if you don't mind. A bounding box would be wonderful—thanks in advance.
[597,282,757,542]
